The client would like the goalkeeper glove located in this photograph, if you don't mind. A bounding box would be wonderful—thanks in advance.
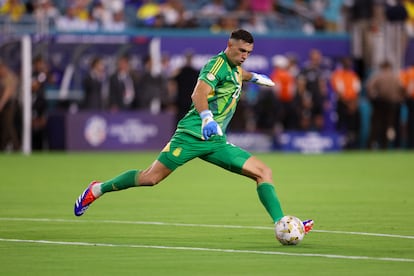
[200,110,223,140]
[250,72,275,87]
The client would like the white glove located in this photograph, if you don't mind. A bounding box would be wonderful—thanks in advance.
[200,110,223,140]
[250,72,275,87]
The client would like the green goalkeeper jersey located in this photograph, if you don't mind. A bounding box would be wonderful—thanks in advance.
[176,51,243,139]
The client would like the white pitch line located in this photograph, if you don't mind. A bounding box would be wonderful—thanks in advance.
[0,237,413,263]
[1,217,414,240]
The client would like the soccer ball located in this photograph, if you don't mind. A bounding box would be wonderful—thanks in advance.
[275,215,305,245]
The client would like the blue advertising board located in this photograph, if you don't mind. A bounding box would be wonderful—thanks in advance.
[277,131,345,153]
[66,111,174,151]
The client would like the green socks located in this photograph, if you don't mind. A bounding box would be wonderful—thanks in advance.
[257,183,284,223]
[93,171,283,224]
[99,169,140,194]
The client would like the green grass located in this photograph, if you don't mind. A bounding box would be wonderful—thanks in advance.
[0,151,413,275]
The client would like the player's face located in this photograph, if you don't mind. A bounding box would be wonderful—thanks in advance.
[226,39,253,66]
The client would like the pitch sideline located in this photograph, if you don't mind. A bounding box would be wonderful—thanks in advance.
[0,237,413,263]
[1,217,414,240]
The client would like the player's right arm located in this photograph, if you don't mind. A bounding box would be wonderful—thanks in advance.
[191,79,211,113]
[191,79,223,140]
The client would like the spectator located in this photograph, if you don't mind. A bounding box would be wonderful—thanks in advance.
[400,61,414,148]
[294,75,316,130]
[298,49,330,131]
[240,13,268,34]
[100,0,124,14]
[0,0,26,22]
[33,0,60,26]
[343,0,378,79]
[366,60,405,149]
[31,55,48,150]
[286,53,300,77]
[270,54,297,130]
[0,59,19,151]
[234,0,250,14]
[96,0,126,31]
[136,55,169,114]
[72,0,91,21]
[254,88,278,134]
[321,0,345,32]
[330,57,361,149]
[199,0,227,17]
[404,0,414,36]
[136,0,163,27]
[24,0,35,14]
[211,15,239,33]
[160,0,187,28]
[250,0,274,13]
[103,9,126,31]
[81,56,106,111]
[108,55,140,112]
[56,4,98,31]
[91,1,112,27]
[382,0,408,71]
[171,50,199,124]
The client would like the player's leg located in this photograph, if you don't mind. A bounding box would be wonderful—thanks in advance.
[74,133,196,216]
[201,144,284,223]
[241,156,285,223]
[242,156,313,232]
[74,161,173,216]
[98,160,173,195]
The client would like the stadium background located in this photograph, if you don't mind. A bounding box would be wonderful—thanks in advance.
[1,2,414,275]
[1,0,413,153]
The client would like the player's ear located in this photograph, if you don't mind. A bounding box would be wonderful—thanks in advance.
[227,39,233,48]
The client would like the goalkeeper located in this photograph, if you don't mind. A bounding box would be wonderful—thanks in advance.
[74,29,313,233]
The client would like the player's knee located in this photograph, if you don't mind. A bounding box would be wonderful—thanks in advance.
[262,165,273,181]
[139,177,160,186]
[148,177,160,186]
[256,165,273,183]
[138,170,162,186]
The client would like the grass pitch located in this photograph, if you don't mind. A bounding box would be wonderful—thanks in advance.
[0,151,413,275]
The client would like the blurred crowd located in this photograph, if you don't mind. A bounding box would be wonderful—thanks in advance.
[1,47,414,152]
[1,0,414,152]
[237,49,414,151]
[0,0,413,35]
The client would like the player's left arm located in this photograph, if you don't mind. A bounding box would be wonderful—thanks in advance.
[243,70,275,87]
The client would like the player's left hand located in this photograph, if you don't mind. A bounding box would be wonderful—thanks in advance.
[250,72,275,87]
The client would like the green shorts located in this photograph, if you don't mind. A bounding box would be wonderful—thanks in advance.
[157,131,251,174]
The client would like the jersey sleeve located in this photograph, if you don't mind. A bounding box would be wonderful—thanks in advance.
[198,56,225,89]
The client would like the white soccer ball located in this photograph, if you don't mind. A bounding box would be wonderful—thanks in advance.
[275,215,305,245]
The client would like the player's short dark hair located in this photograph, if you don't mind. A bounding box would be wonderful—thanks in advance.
[230,29,254,44]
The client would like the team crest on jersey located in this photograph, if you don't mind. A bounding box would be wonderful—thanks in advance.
[207,73,215,81]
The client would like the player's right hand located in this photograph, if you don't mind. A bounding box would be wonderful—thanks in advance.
[200,110,223,140]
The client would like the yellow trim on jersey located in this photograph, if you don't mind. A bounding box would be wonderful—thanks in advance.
[210,57,224,75]
[205,57,225,99]
[237,67,243,84]
[207,88,215,98]
[222,97,237,115]
[161,142,171,152]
